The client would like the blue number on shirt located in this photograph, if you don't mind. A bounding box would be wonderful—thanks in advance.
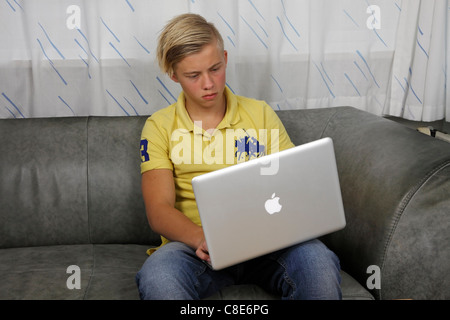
[140,139,150,162]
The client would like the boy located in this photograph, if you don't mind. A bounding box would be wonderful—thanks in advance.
[136,13,341,300]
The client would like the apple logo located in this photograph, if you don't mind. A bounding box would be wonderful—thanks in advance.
[264,193,282,215]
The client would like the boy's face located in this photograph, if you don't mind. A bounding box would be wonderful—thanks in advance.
[171,42,228,112]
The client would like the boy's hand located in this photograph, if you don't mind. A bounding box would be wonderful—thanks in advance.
[196,238,210,263]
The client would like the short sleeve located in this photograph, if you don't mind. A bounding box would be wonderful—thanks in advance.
[140,116,174,174]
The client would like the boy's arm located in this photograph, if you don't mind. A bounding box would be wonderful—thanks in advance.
[141,169,210,261]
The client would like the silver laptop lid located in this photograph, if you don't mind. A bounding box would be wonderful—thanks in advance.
[192,137,346,270]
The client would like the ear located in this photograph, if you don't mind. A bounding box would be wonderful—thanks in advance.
[224,50,228,66]
[171,72,179,83]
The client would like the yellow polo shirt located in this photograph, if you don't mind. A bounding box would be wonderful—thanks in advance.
[140,87,294,253]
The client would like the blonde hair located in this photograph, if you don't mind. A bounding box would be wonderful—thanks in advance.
[157,13,224,77]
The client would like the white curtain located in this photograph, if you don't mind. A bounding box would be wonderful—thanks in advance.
[0,0,448,122]
[384,0,448,121]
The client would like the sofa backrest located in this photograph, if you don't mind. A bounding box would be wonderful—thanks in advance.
[278,107,450,300]
[86,116,159,246]
[0,117,90,248]
[0,116,160,249]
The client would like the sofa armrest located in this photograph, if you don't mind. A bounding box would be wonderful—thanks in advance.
[277,107,450,300]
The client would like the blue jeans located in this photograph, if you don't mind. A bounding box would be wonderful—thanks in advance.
[135,239,342,300]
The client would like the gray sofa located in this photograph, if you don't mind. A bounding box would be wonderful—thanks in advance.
[0,106,449,300]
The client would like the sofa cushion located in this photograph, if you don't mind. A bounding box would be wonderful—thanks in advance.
[81,244,150,300]
[0,243,372,300]
[0,244,149,300]
[0,245,93,299]
[206,271,373,300]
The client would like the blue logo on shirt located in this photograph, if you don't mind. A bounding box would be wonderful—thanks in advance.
[235,135,265,162]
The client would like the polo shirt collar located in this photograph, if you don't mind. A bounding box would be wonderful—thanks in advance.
[176,86,240,133]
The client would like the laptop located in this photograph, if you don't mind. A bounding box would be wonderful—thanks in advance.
[191,137,346,270]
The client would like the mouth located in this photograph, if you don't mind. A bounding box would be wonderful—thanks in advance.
[202,93,217,100]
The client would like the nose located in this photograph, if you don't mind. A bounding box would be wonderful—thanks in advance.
[202,73,214,91]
